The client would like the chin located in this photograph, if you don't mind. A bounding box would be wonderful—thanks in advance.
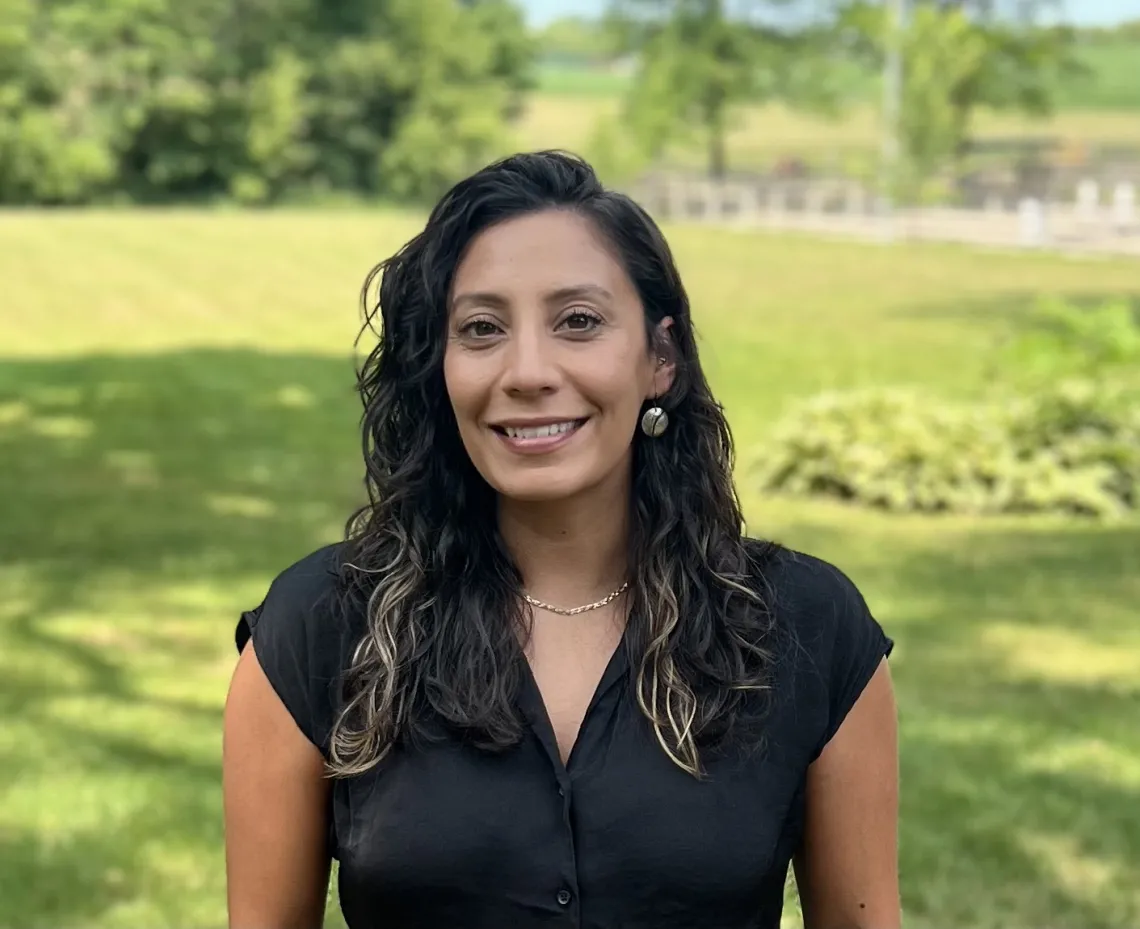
[490,470,594,504]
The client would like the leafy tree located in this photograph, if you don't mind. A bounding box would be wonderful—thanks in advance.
[0,0,534,205]
[838,0,1082,200]
[606,0,837,178]
[896,4,990,203]
[303,0,534,201]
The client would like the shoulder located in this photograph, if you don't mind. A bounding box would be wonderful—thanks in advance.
[752,544,873,629]
[743,538,873,623]
[744,539,895,761]
[235,543,349,651]
[234,542,361,755]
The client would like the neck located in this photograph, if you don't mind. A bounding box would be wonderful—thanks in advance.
[498,478,630,608]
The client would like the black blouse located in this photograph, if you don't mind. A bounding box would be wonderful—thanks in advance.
[235,542,893,929]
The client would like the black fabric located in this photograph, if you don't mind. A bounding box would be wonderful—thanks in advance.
[235,542,893,929]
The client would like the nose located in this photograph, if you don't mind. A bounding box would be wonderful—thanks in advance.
[499,322,560,396]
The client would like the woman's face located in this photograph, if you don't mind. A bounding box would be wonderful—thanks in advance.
[444,209,674,504]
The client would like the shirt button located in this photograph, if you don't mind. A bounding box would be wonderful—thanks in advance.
[556,889,572,906]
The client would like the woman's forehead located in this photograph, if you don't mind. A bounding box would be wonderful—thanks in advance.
[452,211,629,295]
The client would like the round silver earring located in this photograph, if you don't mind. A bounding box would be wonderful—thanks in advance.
[640,404,669,438]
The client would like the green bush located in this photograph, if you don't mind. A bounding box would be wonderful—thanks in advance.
[754,380,1140,518]
[999,295,1140,385]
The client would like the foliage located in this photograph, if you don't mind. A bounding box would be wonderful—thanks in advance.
[583,111,654,186]
[899,6,988,202]
[998,295,1140,385]
[756,295,1140,519]
[838,0,1083,202]
[756,380,1140,518]
[0,0,535,205]
[606,0,840,177]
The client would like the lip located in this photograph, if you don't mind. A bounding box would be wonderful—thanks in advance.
[489,417,589,455]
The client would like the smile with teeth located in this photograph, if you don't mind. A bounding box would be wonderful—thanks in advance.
[497,419,585,439]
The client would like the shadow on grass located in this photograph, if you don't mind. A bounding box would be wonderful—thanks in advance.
[0,799,217,929]
[0,346,366,690]
[0,349,365,928]
[1,350,1138,927]
[832,523,1140,928]
[894,290,1140,327]
[0,348,364,584]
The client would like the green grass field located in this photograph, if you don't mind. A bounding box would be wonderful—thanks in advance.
[2,211,1139,929]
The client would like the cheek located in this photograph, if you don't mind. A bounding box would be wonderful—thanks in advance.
[442,349,475,419]
[612,348,655,402]
[590,357,653,425]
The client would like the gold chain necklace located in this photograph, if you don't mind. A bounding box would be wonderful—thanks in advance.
[523,581,629,616]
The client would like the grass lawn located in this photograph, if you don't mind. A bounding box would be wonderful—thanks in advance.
[2,210,1139,929]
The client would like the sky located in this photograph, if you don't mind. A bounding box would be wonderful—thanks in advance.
[519,0,1140,27]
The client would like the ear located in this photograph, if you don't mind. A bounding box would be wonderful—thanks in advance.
[649,316,677,400]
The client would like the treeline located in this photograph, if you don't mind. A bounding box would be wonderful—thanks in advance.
[0,0,534,205]
[1,0,1107,207]
[536,11,1140,65]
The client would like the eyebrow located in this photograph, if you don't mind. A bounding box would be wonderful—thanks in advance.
[450,284,613,314]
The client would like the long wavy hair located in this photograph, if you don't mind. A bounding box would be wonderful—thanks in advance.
[330,151,781,779]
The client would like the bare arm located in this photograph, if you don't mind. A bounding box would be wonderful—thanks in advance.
[223,641,333,929]
[793,658,900,929]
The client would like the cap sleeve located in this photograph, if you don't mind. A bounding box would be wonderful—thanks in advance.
[235,544,350,758]
[819,563,893,757]
[772,550,895,763]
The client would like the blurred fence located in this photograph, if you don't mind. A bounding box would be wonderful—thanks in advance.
[631,142,1140,256]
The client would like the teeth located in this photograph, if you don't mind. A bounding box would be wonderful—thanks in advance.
[504,421,579,439]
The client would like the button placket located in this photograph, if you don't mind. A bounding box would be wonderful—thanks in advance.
[554,777,578,919]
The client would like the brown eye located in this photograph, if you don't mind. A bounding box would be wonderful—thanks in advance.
[462,319,501,338]
[559,311,602,332]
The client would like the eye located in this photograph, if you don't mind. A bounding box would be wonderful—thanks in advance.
[558,310,602,333]
[459,318,501,339]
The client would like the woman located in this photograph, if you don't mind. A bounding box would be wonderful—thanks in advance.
[223,151,898,929]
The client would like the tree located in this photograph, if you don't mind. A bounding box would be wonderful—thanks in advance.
[898,5,989,202]
[606,0,837,178]
[301,0,535,202]
[838,0,1082,202]
[0,0,535,205]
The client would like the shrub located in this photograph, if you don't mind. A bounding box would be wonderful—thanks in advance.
[999,295,1140,385]
[754,380,1140,518]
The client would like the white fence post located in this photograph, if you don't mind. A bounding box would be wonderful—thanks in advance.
[1018,197,1047,247]
[1112,182,1135,232]
[767,185,786,223]
[1076,178,1100,224]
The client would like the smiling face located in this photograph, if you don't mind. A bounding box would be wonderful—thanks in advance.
[443,209,674,504]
